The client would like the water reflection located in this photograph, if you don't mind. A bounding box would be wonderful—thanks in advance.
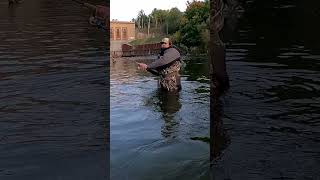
[0,1,108,179]
[183,55,209,82]
[209,0,320,179]
[209,94,231,180]
[210,97,230,162]
[144,90,182,138]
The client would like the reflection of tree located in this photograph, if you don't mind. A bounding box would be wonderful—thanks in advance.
[210,97,230,161]
[144,89,182,138]
[182,56,209,82]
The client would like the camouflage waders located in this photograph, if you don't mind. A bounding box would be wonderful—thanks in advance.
[158,61,181,92]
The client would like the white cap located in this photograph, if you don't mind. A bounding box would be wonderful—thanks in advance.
[160,37,170,44]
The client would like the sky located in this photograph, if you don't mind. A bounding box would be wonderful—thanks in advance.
[110,0,191,21]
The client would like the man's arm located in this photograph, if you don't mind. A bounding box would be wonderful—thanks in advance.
[147,48,180,69]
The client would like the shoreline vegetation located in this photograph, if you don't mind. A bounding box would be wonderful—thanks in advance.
[129,0,209,54]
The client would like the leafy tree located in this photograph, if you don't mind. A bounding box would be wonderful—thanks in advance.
[179,0,210,49]
[162,8,183,34]
[132,0,210,52]
[136,10,148,29]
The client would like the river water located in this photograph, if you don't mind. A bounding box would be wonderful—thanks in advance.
[1,0,319,179]
[0,1,108,179]
[111,1,320,180]
[110,56,210,180]
[212,1,320,179]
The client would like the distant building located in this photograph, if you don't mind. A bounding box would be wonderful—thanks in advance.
[110,20,135,41]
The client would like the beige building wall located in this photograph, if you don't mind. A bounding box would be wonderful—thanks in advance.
[110,20,135,41]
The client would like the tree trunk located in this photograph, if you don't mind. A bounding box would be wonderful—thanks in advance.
[209,0,229,96]
[209,0,230,164]
[166,22,168,35]
[142,17,144,29]
[148,17,150,37]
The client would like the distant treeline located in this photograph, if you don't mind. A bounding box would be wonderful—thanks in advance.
[132,0,209,53]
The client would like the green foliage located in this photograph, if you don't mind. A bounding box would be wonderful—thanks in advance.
[180,0,210,51]
[133,0,210,51]
[135,10,149,29]
[171,31,182,44]
[129,36,164,45]
[151,9,168,27]
[164,8,184,34]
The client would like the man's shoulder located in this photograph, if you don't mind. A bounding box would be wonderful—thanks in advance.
[165,47,180,55]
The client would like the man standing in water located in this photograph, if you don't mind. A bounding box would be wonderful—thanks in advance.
[137,38,182,92]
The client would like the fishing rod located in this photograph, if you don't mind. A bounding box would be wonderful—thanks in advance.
[117,55,160,75]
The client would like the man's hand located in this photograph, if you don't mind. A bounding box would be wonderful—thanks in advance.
[137,63,148,70]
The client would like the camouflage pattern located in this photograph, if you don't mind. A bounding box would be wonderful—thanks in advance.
[158,61,182,92]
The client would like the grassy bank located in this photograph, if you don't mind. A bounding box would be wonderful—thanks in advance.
[129,36,164,46]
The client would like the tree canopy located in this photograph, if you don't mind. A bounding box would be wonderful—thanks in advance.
[132,0,210,52]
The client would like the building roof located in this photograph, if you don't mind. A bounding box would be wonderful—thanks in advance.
[111,20,135,24]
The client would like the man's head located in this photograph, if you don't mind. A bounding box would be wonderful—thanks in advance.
[160,38,171,48]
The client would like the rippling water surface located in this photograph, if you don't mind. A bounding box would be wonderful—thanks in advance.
[110,56,210,180]
[0,1,108,179]
[213,1,320,179]
[2,0,319,179]
[111,1,320,180]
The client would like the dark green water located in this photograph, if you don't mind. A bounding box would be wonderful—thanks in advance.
[0,1,108,179]
[212,0,320,179]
